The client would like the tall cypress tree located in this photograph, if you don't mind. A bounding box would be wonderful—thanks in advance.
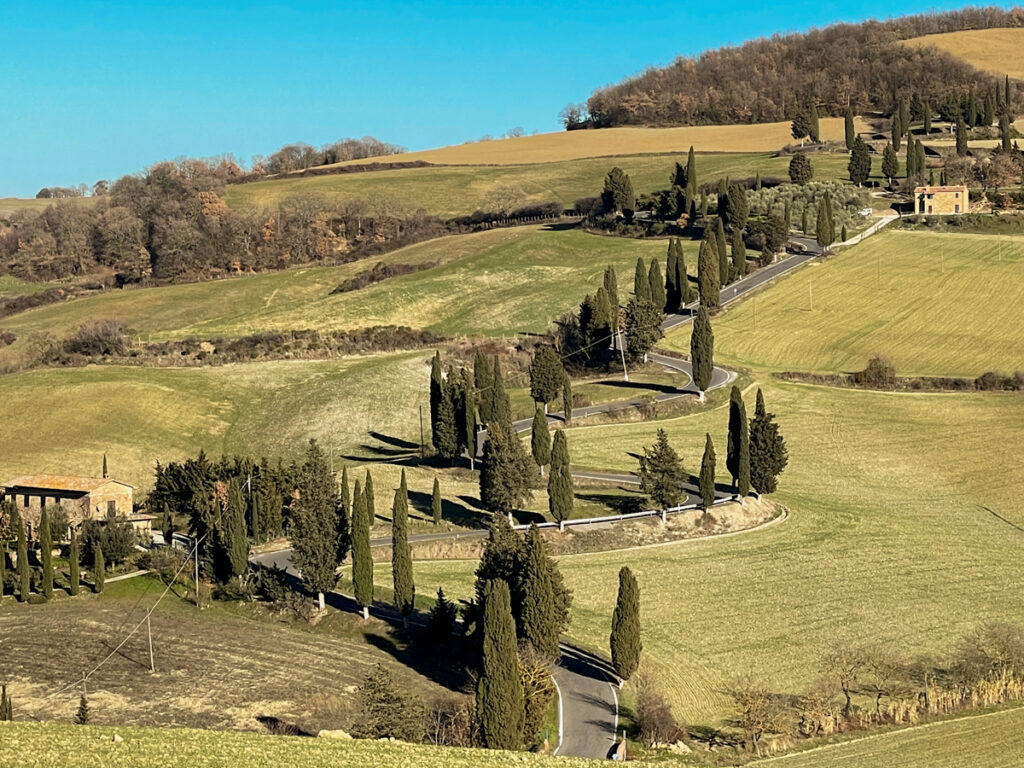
[364,470,376,524]
[435,370,458,461]
[547,430,574,528]
[809,101,820,142]
[391,469,414,620]
[698,234,720,308]
[69,531,80,596]
[429,351,444,449]
[603,265,619,319]
[291,440,339,612]
[633,257,652,303]
[39,506,53,600]
[1001,112,1012,152]
[477,579,525,750]
[0,543,5,605]
[955,117,968,157]
[699,433,717,509]
[491,357,512,429]
[665,239,680,312]
[881,144,899,186]
[727,386,751,496]
[848,137,871,186]
[816,196,834,251]
[351,480,373,620]
[749,389,789,495]
[432,477,442,525]
[518,525,572,657]
[14,506,29,601]
[732,228,747,278]
[676,239,691,305]
[648,259,666,313]
[529,346,564,411]
[461,367,479,468]
[923,100,932,134]
[474,350,493,424]
[562,371,573,424]
[480,421,534,518]
[531,406,551,472]
[690,304,715,397]
[844,105,856,149]
[685,146,697,203]
[610,566,641,683]
[337,465,351,562]
[717,219,730,287]
[93,544,105,594]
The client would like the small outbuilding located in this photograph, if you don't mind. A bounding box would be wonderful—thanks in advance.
[913,185,969,215]
[1,474,134,537]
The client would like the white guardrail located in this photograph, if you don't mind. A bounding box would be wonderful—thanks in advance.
[510,493,741,532]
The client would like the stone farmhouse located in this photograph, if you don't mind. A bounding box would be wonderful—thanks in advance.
[913,185,969,215]
[2,474,134,538]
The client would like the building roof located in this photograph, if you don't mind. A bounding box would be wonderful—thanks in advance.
[2,474,133,492]
[914,185,968,193]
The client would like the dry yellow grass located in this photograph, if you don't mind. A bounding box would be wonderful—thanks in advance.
[904,28,1024,79]
[322,118,866,168]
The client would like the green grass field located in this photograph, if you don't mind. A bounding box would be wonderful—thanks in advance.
[663,230,1024,377]
[413,377,1024,725]
[0,722,599,767]
[0,275,51,297]
[751,707,1024,767]
[227,152,852,217]
[0,227,683,361]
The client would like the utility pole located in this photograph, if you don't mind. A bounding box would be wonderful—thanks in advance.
[617,330,629,382]
[147,613,155,673]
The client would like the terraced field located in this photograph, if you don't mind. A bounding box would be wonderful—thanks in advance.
[663,230,1024,377]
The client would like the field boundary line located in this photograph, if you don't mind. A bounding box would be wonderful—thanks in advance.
[749,703,1024,765]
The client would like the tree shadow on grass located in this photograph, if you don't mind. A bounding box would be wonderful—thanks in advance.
[408,490,488,529]
[574,492,644,516]
[365,629,470,694]
[367,431,420,451]
[510,508,546,526]
[594,380,682,395]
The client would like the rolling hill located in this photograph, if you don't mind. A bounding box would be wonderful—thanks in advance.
[904,27,1024,79]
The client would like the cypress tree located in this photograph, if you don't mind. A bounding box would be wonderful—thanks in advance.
[699,433,717,509]
[788,153,813,184]
[841,224,848,244]
[427,587,458,643]
[732,228,747,278]
[291,440,339,612]
[477,579,525,749]
[715,217,729,286]
[802,206,811,235]
[816,196,834,251]
[491,357,512,429]
[562,371,573,424]
[967,89,979,127]
[624,295,664,364]
[984,91,996,127]
[609,566,641,683]
[1000,112,1012,152]
[338,465,351,561]
[474,350,493,424]
[429,351,443,449]
[698,234,720,308]
[749,389,790,495]
[480,421,534,517]
[956,117,968,157]
[633,257,651,303]
[809,101,820,143]
[69,531,80,596]
[727,386,751,496]
[648,259,666,313]
[40,506,53,600]
[882,144,899,186]
[531,405,551,472]
[351,480,373,620]
[603,265,619,319]
[848,137,871,186]
[435,370,458,461]
[364,470,376,524]
[1006,75,1012,113]
[665,239,680,312]
[923,101,932,134]
[529,345,564,411]
[690,304,714,397]
[225,478,249,580]
[75,695,90,725]
[461,367,479,467]
[14,506,29,601]
[547,430,574,528]
[685,146,697,202]
[94,544,105,594]
[844,105,856,149]
[518,525,571,657]
[391,469,414,619]
[906,137,918,178]
[0,543,5,605]
[102,453,108,478]
[594,287,614,352]
[432,477,442,525]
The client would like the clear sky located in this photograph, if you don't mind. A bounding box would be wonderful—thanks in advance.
[0,0,1008,197]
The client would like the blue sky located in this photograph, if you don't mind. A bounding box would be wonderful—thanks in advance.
[0,0,1007,196]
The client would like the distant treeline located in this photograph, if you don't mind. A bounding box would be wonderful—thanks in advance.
[563,7,1024,129]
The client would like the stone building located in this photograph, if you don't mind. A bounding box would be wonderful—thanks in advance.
[2,474,134,538]
[914,185,969,215]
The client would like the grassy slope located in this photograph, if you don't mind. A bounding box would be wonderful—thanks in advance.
[227,153,852,217]
[0,722,599,767]
[0,227,681,349]
[904,27,1024,79]
[751,707,1024,768]
[414,378,1024,724]
[663,230,1024,377]
[328,118,863,166]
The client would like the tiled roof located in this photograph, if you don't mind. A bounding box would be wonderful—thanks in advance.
[3,474,132,492]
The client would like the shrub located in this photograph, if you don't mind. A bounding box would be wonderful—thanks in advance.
[79,517,136,567]
[354,664,426,742]
[635,676,687,746]
[852,355,897,389]
[63,320,130,357]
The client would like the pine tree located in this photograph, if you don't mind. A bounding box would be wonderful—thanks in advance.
[732,228,747,278]
[431,477,442,525]
[94,544,105,594]
[75,694,90,725]
[39,506,53,599]
[882,144,899,186]
[547,430,574,528]
[956,117,968,157]
[648,259,666,313]
[690,304,714,396]
[290,440,339,611]
[531,405,551,472]
[749,389,790,495]
[698,234,720,308]
[391,469,414,619]
[603,264,619,318]
[69,531,80,596]
[518,525,572,657]
[665,239,680,312]
[14,506,29,601]
[562,371,573,424]
[474,350,494,424]
[490,357,512,429]
[609,566,641,683]
[351,480,373,620]
[699,433,717,509]
[529,345,564,410]
[480,421,534,517]
[848,137,871,186]
[633,257,652,303]
[637,429,686,509]
[429,351,444,449]
[477,579,525,750]
[844,105,856,149]
[337,465,351,561]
